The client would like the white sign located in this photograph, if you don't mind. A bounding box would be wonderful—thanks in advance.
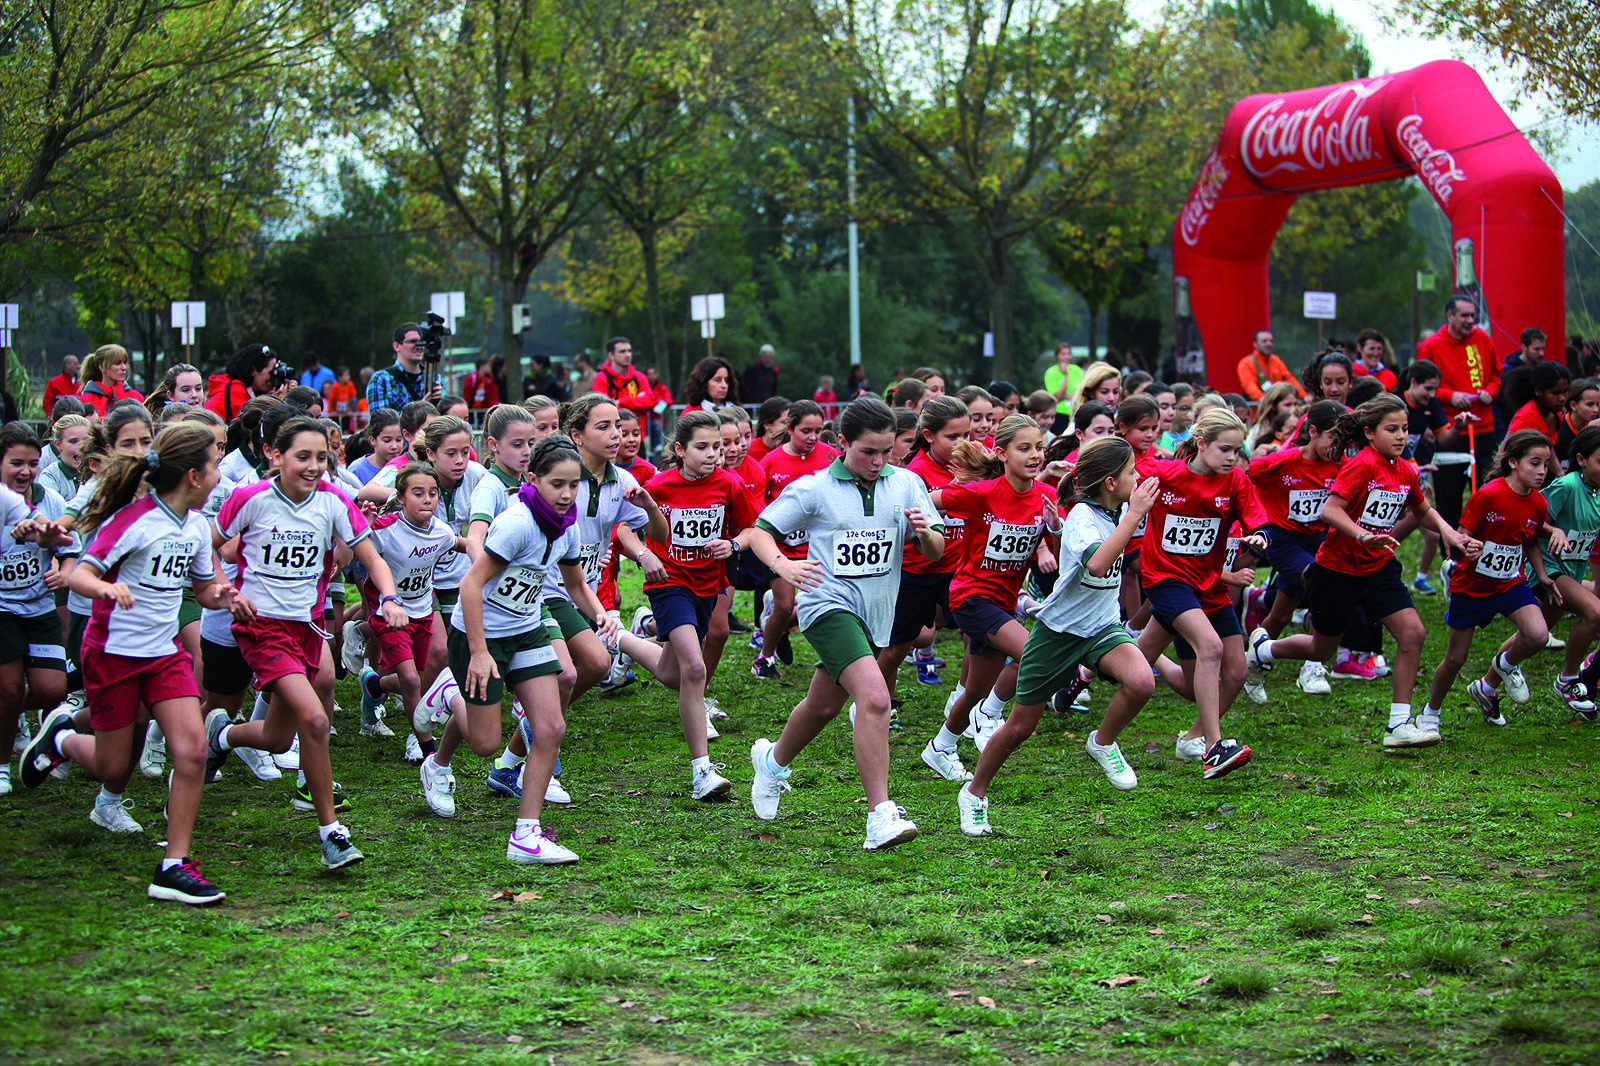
[170,301,207,345]
[699,319,716,339]
[511,304,532,332]
[1303,291,1338,320]
[690,293,725,322]
[983,332,995,358]
[0,303,15,347]
[430,291,466,335]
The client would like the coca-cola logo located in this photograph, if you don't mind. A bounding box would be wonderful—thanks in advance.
[1178,150,1230,247]
[1240,77,1392,179]
[1395,113,1466,205]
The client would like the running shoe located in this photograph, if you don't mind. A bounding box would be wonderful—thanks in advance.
[758,589,773,634]
[748,630,764,654]
[420,754,457,817]
[1412,573,1439,595]
[272,733,301,772]
[775,631,794,666]
[90,796,143,833]
[863,802,918,850]
[1297,661,1331,694]
[507,824,578,865]
[147,858,225,905]
[358,668,392,734]
[631,605,655,641]
[1469,679,1507,726]
[139,721,166,779]
[957,785,993,837]
[1555,677,1598,720]
[1201,739,1253,780]
[728,612,751,633]
[1291,607,1310,629]
[340,620,367,674]
[704,696,728,721]
[1363,653,1392,678]
[0,765,10,795]
[1243,586,1269,633]
[691,762,732,800]
[1085,730,1138,790]
[750,655,780,680]
[1546,632,1567,650]
[920,740,972,782]
[1174,734,1207,762]
[599,652,635,692]
[1051,667,1094,714]
[749,738,791,820]
[972,710,1004,754]
[1331,657,1379,681]
[1383,720,1441,747]
[915,660,942,686]
[1441,559,1455,585]
[1242,672,1268,705]
[201,709,230,783]
[545,777,571,804]
[413,677,454,734]
[12,711,28,754]
[320,830,364,870]
[704,708,720,741]
[20,706,74,789]
[233,744,282,781]
[1498,658,1530,704]
[1246,627,1274,672]
[293,780,350,812]
[487,764,523,797]
[403,733,425,764]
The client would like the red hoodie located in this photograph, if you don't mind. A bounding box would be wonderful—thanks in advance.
[205,373,253,420]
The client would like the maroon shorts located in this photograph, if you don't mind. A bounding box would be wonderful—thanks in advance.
[371,611,433,673]
[83,645,199,732]
[233,616,324,688]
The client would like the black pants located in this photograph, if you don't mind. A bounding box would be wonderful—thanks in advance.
[1431,430,1500,529]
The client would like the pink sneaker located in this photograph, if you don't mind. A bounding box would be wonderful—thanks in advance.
[1243,587,1269,634]
[1330,657,1379,681]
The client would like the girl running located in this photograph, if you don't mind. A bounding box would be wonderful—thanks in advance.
[746,396,944,849]
[698,408,765,692]
[957,437,1161,834]
[919,414,1057,775]
[38,415,90,503]
[1248,395,1480,748]
[348,408,406,484]
[217,395,283,485]
[1417,430,1558,731]
[207,416,409,870]
[1302,348,1354,409]
[427,436,615,863]
[522,395,562,440]
[1112,394,1163,625]
[23,423,249,904]
[1555,378,1600,473]
[748,397,790,464]
[1503,361,1570,451]
[1392,360,1465,595]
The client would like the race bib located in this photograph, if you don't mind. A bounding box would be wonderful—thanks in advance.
[984,521,1039,565]
[0,549,43,592]
[257,535,322,579]
[1562,529,1597,561]
[395,566,432,597]
[1133,513,1148,537]
[1083,553,1121,591]
[486,564,545,614]
[1358,489,1408,530]
[1224,536,1242,571]
[143,544,196,590]
[580,541,605,584]
[784,528,810,548]
[834,528,895,577]
[1475,540,1523,580]
[1161,514,1219,556]
[1287,488,1327,524]
[669,506,723,548]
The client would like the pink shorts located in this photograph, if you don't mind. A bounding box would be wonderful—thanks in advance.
[83,645,199,732]
[233,616,324,688]
[371,611,433,674]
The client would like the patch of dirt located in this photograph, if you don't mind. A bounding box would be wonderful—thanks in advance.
[1258,846,1350,876]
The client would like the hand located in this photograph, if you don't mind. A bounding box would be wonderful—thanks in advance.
[1242,533,1268,555]
[638,549,668,583]
[1359,531,1399,553]
[104,582,136,609]
[1041,496,1059,532]
[41,566,66,592]
[10,517,39,543]
[1220,567,1255,588]
[1042,460,1073,483]
[1451,532,1482,560]
[227,587,257,622]
[1452,411,1472,428]
[594,612,619,643]
[1476,390,1492,406]
[775,556,824,592]
[425,383,443,404]
[1151,445,1174,460]
[1542,577,1565,608]
[1547,529,1572,557]
[904,507,932,538]
[381,600,409,630]
[1420,463,1440,473]
[1128,476,1161,518]
[1451,392,1472,409]
[358,499,381,520]
[621,484,657,509]
[706,538,733,560]
[465,649,500,702]
[1035,546,1057,574]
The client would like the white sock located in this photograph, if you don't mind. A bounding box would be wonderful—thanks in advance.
[1256,638,1276,665]
[1559,672,1579,684]
[691,755,711,772]
[1337,647,1354,664]
[215,724,233,752]
[933,725,961,751]
[495,748,523,770]
[160,857,183,871]
[1495,651,1517,676]
[1481,675,1500,695]
[514,818,539,835]
[978,691,1006,719]
[317,821,345,841]
[297,770,307,788]
[1387,702,1412,729]
[96,786,120,807]
[251,693,269,721]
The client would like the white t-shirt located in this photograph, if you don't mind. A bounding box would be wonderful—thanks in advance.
[544,462,647,600]
[215,478,369,622]
[368,512,459,619]
[450,504,581,640]
[1035,502,1121,637]
[82,495,216,658]
[372,459,486,590]
[199,474,242,646]
[0,484,77,619]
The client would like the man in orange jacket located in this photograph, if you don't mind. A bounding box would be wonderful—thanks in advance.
[1235,330,1305,400]
[1417,295,1499,527]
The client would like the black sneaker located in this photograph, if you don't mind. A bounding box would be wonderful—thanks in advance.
[147,858,225,905]
[202,709,230,783]
[750,656,781,680]
[1201,739,1253,780]
[1051,668,1093,715]
[728,613,751,633]
[775,632,794,666]
[20,707,75,789]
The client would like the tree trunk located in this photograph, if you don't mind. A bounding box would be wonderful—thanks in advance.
[499,252,526,402]
[638,225,672,390]
[1086,302,1100,364]
[983,252,1017,384]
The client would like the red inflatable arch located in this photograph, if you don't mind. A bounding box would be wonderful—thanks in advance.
[1173,60,1565,388]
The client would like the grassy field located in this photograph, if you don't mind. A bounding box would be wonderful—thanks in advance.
[4,557,1599,1066]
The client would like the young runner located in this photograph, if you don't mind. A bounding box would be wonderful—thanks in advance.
[747,397,789,465]
[347,408,405,485]
[1529,424,1600,716]
[1503,362,1571,451]
[958,437,1161,834]
[746,396,943,849]
[1555,378,1600,473]
[1248,395,1480,748]
[1392,360,1466,595]
[696,407,765,692]
[1112,394,1163,625]
[38,415,90,503]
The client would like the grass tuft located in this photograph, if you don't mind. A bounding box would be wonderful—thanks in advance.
[1281,908,1339,939]
[546,951,640,984]
[1494,1009,1565,1044]
[1402,926,1488,974]
[1210,965,1273,999]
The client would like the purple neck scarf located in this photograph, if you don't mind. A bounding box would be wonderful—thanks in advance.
[518,484,577,539]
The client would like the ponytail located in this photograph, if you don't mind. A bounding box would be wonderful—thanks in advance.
[78,423,215,533]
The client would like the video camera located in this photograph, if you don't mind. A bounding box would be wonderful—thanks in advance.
[416,311,450,395]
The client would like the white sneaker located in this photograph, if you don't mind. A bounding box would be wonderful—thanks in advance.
[506,824,579,864]
[631,605,655,640]
[604,650,633,688]
[1175,734,1207,761]
[1246,627,1274,672]
[758,589,773,632]
[1416,714,1443,741]
[139,721,166,779]
[272,733,301,771]
[419,754,457,818]
[0,765,11,794]
[704,696,728,721]
[1085,730,1138,790]
[1383,720,1440,747]
[340,620,367,674]
[359,715,394,738]
[414,671,455,733]
[957,785,993,837]
[1499,659,1531,704]
[863,801,918,850]
[691,762,732,800]
[90,797,143,833]
[1546,632,1567,649]
[544,776,572,804]
[232,744,282,781]
[1297,661,1332,695]
[403,733,424,764]
[705,709,720,741]
[13,712,29,753]
[749,738,791,820]
[920,739,972,782]
[1242,672,1268,705]
[972,710,1004,754]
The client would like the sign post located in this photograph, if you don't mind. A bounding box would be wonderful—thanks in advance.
[1303,291,1337,348]
[0,304,17,399]
[170,301,207,360]
[690,293,726,360]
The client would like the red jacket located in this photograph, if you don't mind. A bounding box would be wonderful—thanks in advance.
[462,371,498,410]
[80,380,143,417]
[43,373,80,413]
[591,362,654,415]
[1417,324,1499,427]
[205,374,253,420]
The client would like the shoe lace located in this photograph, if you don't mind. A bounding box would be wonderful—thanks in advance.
[176,860,214,885]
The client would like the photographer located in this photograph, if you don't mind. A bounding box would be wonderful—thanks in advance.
[205,342,280,420]
[368,321,443,414]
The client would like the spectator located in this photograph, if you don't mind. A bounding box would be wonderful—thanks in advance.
[1352,328,1398,389]
[569,353,593,394]
[590,337,653,418]
[1417,295,1500,527]
[462,356,499,411]
[206,342,277,420]
[740,344,781,403]
[987,380,1021,415]
[1236,329,1306,400]
[645,366,672,451]
[490,354,509,404]
[43,354,80,412]
[368,321,442,414]
[79,344,145,417]
[1043,342,1083,434]
[327,365,359,430]
[524,353,568,403]
[1504,326,1547,376]
[842,365,869,402]
[813,375,838,418]
[684,356,738,412]
[298,350,336,398]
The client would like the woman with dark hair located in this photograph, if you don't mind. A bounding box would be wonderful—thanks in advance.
[205,343,279,421]
[683,357,740,411]
[842,365,869,403]
[1352,329,1398,389]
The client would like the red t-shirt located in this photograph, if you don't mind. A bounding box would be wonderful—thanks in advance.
[762,443,839,559]
[1125,445,1163,552]
[643,468,758,597]
[1315,447,1423,575]
[1246,445,1342,533]
[905,451,962,574]
[1139,459,1268,608]
[940,476,1055,610]
[728,454,767,517]
[749,437,778,464]
[596,457,658,610]
[1352,363,1399,390]
[1506,400,1557,446]
[1449,476,1548,598]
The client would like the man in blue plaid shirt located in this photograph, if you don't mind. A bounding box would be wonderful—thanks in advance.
[367,322,443,413]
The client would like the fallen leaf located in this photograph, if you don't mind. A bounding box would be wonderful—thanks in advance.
[1315,1014,1332,1021]
[1192,973,1213,986]
[1501,956,1514,966]
[1094,914,1113,923]
[689,905,709,912]
[946,990,970,998]
[1148,928,1165,935]
[1039,869,1052,881]
[854,796,869,803]
[122,876,140,882]
[619,1001,634,1009]
[1405,898,1422,906]
[1365,894,1383,900]
[977,996,997,1009]
[1558,812,1573,818]
[1094,810,1105,825]
[512,892,541,903]
[1097,974,1145,988]
[648,1015,667,1024]
[758,832,776,842]
[334,910,351,918]
[1218,804,1238,813]
[1109,901,1125,908]
[1414,987,1433,997]
[317,1026,334,1033]
[488,890,513,901]
[593,835,615,845]
[449,954,468,964]
[692,956,716,962]
[506,1035,523,1044]
[605,997,621,1004]
[1321,956,1341,964]
[1418,875,1433,881]
[1142,741,1160,753]
[1353,914,1374,925]
[1203,824,1219,831]
[1164,893,1190,901]
[1403,818,1418,825]
[427,974,445,983]
[1020,959,1039,966]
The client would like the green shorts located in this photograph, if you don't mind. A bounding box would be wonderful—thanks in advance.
[435,586,460,611]
[544,597,596,642]
[803,610,878,683]
[179,585,202,630]
[0,610,66,672]
[66,610,88,672]
[446,625,559,707]
[1014,622,1135,707]
[328,581,346,608]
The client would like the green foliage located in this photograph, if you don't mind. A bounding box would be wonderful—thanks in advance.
[1211,965,1274,999]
